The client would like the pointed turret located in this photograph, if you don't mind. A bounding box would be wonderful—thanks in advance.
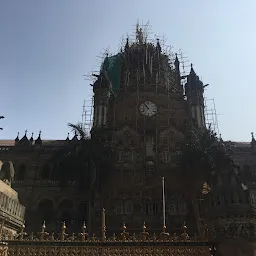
[65,132,70,142]
[251,132,256,152]
[29,132,34,145]
[174,53,180,74]
[35,131,42,146]
[124,38,129,53]
[19,130,29,146]
[185,64,206,128]
[72,131,79,142]
[15,132,19,145]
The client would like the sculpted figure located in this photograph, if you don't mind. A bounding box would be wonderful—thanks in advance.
[0,161,15,186]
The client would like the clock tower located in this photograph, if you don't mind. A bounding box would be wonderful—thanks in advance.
[91,25,205,233]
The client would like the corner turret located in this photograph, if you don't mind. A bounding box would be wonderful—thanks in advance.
[185,64,206,128]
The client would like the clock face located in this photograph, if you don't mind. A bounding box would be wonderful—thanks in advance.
[139,101,157,117]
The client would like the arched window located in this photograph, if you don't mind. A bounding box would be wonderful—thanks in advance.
[41,164,51,180]
[143,202,158,215]
[124,200,133,214]
[16,164,26,180]
[38,199,54,224]
[59,199,73,226]
[161,151,170,163]
[114,200,122,214]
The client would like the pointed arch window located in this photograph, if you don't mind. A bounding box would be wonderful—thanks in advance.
[17,164,26,180]
[42,164,51,180]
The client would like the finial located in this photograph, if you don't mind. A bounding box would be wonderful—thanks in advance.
[181,221,189,241]
[183,221,187,234]
[40,220,48,240]
[81,221,88,241]
[15,132,20,143]
[160,224,170,239]
[25,130,27,135]
[143,222,146,232]
[252,132,255,139]
[61,221,66,241]
[121,222,128,241]
[191,63,193,68]
[141,222,149,241]
[62,221,66,230]
[42,220,46,232]
[30,132,34,141]
[122,222,126,233]
[19,222,25,240]
[162,224,166,233]
[39,130,41,136]
[82,221,86,231]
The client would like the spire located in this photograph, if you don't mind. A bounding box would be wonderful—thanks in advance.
[15,132,19,145]
[19,130,29,146]
[30,132,34,142]
[124,38,129,52]
[156,38,161,52]
[174,53,180,73]
[66,132,70,142]
[35,131,42,146]
[251,132,256,147]
[72,130,79,141]
[190,63,196,75]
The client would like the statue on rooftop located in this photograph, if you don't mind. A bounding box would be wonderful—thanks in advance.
[0,161,15,186]
[136,24,144,44]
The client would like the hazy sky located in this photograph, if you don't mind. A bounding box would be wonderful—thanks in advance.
[0,0,255,141]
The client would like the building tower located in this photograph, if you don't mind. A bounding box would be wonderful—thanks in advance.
[185,64,206,128]
[90,24,189,233]
[92,65,112,130]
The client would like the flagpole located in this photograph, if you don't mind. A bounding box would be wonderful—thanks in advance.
[162,177,166,227]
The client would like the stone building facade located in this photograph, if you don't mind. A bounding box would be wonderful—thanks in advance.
[0,26,256,242]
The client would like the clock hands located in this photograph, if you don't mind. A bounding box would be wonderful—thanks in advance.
[143,102,150,110]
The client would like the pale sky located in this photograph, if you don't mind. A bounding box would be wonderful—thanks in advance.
[0,0,255,142]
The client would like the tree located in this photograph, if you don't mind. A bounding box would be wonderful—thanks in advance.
[67,123,114,231]
[175,127,236,237]
[0,116,4,130]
